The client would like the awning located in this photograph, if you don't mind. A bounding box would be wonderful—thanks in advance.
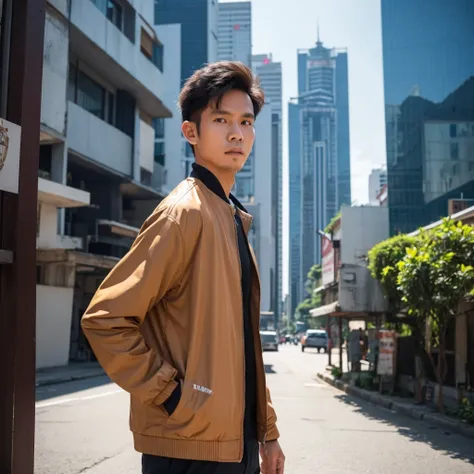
[310,301,340,318]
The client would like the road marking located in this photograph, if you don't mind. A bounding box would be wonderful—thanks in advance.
[35,389,123,409]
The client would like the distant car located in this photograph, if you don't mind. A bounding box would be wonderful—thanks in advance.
[260,330,279,352]
[301,329,328,353]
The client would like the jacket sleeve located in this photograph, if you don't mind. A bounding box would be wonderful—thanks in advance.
[81,211,186,405]
[265,386,280,441]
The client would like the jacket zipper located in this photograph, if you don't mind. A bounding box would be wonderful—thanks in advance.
[230,206,245,462]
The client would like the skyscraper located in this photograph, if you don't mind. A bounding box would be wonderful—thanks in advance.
[154,0,218,189]
[368,167,387,205]
[218,1,251,66]
[252,53,283,320]
[217,1,253,201]
[216,3,277,314]
[288,34,351,317]
[382,0,474,234]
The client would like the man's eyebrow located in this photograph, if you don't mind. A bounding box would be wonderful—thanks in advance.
[210,108,255,120]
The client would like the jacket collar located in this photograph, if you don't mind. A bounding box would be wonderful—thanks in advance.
[190,163,249,214]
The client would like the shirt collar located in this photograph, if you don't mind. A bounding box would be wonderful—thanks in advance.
[190,163,248,213]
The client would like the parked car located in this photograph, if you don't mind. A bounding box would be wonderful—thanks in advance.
[301,329,328,352]
[260,330,279,352]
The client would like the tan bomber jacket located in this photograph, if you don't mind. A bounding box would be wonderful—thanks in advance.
[81,176,279,462]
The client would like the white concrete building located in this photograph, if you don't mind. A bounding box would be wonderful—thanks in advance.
[37,0,172,368]
[252,54,282,116]
[218,1,251,66]
[155,0,218,191]
[242,106,275,312]
[251,53,283,319]
[368,167,387,205]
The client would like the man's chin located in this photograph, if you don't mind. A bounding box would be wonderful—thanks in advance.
[222,156,246,172]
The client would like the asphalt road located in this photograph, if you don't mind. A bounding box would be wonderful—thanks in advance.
[35,345,474,473]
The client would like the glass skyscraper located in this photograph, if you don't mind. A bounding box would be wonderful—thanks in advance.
[155,0,218,87]
[288,36,351,317]
[382,0,474,234]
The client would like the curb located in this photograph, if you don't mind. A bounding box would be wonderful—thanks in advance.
[36,368,105,387]
[317,372,474,441]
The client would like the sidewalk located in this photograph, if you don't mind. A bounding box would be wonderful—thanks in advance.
[36,361,105,387]
[318,371,474,441]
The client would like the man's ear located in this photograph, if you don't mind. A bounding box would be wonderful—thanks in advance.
[182,121,198,146]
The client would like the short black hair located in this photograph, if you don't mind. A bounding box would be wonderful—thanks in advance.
[178,61,265,128]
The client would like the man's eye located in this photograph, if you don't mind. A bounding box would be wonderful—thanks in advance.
[242,120,252,126]
[215,118,226,123]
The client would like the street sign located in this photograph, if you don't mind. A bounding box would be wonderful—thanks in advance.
[0,118,21,194]
[377,330,397,376]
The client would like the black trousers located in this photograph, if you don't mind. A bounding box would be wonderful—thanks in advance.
[142,440,260,474]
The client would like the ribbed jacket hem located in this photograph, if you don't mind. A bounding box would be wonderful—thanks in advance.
[134,432,243,463]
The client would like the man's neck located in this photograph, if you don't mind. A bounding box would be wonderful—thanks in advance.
[195,161,235,197]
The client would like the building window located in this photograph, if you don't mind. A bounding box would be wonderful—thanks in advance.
[141,28,164,72]
[450,142,459,161]
[154,142,165,166]
[449,123,457,138]
[153,42,164,72]
[77,70,106,119]
[107,0,123,30]
[153,118,165,139]
[69,62,116,126]
[107,90,116,125]
[90,0,123,30]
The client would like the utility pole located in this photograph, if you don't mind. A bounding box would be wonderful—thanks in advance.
[0,0,45,472]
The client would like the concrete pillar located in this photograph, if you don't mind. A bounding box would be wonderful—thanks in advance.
[51,142,67,234]
[133,106,141,182]
[51,143,67,183]
[38,203,58,248]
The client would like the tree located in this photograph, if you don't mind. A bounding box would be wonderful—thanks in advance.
[296,264,322,327]
[397,219,474,411]
[368,234,417,316]
[308,264,322,284]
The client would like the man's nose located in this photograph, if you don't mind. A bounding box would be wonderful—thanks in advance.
[228,123,244,141]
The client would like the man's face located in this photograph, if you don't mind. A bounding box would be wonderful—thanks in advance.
[182,89,256,174]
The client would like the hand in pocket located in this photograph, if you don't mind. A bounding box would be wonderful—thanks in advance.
[163,379,182,416]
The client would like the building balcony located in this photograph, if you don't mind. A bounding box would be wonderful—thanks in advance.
[37,177,90,250]
[70,0,171,118]
[67,101,133,176]
[38,176,90,209]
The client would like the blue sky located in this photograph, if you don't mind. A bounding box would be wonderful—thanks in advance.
[220,0,387,296]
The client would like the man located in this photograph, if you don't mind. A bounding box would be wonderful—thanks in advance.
[81,61,285,474]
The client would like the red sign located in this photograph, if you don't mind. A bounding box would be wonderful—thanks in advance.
[321,235,334,286]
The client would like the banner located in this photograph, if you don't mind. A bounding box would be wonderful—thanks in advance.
[322,235,334,285]
[377,330,397,376]
[0,118,21,194]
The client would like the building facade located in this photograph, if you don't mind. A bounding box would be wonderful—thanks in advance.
[368,167,387,205]
[382,0,474,234]
[217,1,253,201]
[155,0,218,191]
[247,106,275,312]
[252,53,283,321]
[215,2,277,314]
[288,35,351,317]
[36,0,172,369]
[218,1,251,65]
